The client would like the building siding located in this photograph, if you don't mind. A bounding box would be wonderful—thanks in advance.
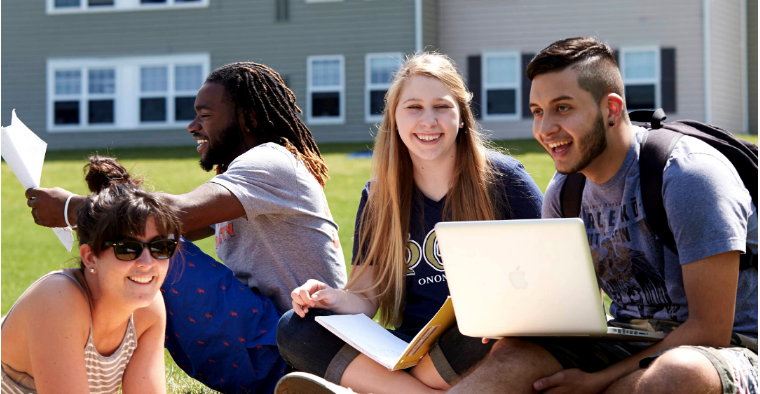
[2,0,416,150]
[709,0,745,132]
[438,0,706,140]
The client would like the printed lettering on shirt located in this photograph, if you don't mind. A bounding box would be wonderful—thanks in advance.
[406,237,422,275]
[417,274,447,286]
[406,229,445,276]
[423,229,444,272]
[584,195,678,320]
[215,222,235,249]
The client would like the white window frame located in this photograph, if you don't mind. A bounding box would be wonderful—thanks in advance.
[47,53,209,133]
[481,51,521,122]
[306,55,345,125]
[365,52,403,123]
[620,46,661,110]
[46,0,209,15]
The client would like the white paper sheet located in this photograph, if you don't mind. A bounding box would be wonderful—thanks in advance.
[1,110,74,251]
[316,314,409,370]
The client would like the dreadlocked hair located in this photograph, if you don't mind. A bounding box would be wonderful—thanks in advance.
[205,62,329,187]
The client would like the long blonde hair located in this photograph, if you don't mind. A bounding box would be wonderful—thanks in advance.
[348,53,510,326]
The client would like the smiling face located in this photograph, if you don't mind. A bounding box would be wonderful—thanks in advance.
[86,216,171,309]
[529,67,609,175]
[188,82,244,171]
[394,75,461,165]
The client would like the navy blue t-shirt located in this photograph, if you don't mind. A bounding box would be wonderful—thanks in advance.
[351,152,544,335]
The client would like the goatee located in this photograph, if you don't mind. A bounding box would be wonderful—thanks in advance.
[199,120,244,172]
[557,113,608,175]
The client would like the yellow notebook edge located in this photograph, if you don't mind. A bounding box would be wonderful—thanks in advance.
[392,297,456,370]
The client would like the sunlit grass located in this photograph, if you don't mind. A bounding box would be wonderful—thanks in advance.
[3,133,755,392]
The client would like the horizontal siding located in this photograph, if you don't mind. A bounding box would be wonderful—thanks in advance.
[438,0,706,140]
[709,0,745,132]
[2,0,416,149]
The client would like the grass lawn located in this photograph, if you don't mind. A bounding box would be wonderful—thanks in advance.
[2,134,756,393]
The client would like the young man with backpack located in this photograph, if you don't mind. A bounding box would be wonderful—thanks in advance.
[449,37,757,394]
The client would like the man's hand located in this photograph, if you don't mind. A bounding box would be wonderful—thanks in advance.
[533,369,610,394]
[25,187,75,228]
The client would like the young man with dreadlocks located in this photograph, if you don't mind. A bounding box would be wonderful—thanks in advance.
[26,62,348,393]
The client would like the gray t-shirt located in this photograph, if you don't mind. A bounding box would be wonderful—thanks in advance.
[208,142,347,312]
[543,128,758,337]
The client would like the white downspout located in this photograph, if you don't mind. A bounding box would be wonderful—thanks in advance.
[740,0,749,133]
[415,0,423,53]
[703,0,712,124]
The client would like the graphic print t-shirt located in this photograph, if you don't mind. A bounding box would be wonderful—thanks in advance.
[353,152,544,335]
[543,128,758,337]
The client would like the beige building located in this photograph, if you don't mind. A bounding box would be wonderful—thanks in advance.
[430,0,757,139]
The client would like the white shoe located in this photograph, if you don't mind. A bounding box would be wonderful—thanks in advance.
[275,372,356,394]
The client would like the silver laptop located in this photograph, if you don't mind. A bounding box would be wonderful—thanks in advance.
[435,218,665,341]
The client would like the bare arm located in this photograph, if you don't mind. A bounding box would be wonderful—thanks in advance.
[182,226,216,242]
[536,250,741,392]
[24,276,92,394]
[26,182,244,234]
[121,292,167,394]
[291,265,380,318]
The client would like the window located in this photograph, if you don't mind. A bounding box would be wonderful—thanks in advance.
[365,53,403,123]
[51,68,116,127]
[47,0,206,14]
[620,47,660,110]
[47,54,209,132]
[482,51,520,121]
[139,63,205,124]
[175,65,204,121]
[140,66,169,122]
[307,55,345,125]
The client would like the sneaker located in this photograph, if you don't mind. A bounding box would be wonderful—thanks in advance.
[275,372,355,394]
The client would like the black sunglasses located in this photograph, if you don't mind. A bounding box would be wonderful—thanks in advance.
[103,239,178,261]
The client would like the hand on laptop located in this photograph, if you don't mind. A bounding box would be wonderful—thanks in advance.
[291,279,343,317]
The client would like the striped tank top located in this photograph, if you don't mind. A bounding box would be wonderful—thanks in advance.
[1,271,138,394]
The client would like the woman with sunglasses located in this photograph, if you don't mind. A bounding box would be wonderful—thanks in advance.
[1,156,181,394]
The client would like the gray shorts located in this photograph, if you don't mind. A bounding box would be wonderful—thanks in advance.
[641,346,758,394]
[533,331,758,394]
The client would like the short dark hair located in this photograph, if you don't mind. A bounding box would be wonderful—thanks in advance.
[527,37,626,111]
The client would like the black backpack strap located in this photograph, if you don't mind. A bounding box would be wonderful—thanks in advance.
[629,109,667,129]
[640,128,683,253]
[560,173,586,218]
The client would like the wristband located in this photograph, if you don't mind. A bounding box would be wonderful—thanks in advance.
[64,194,77,229]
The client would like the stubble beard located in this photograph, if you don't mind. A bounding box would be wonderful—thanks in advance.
[557,113,608,175]
[199,120,243,172]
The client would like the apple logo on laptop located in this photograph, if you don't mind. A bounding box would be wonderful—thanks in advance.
[509,266,528,289]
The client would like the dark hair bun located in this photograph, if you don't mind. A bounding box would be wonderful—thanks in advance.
[83,156,142,193]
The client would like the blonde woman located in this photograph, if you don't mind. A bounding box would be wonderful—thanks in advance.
[276,53,543,393]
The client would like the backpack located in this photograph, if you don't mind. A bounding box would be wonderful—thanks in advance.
[560,108,758,269]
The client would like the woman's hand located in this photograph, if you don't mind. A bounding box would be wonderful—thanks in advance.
[290,279,345,317]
